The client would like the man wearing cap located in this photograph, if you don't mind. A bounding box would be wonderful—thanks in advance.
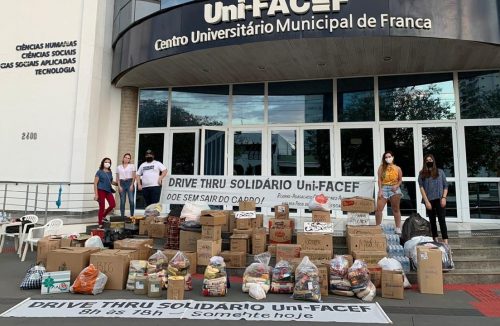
[136,150,168,206]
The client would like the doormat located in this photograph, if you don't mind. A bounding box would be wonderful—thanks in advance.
[1,299,392,323]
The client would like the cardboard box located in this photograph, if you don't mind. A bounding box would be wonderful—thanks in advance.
[233,228,254,237]
[167,277,185,300]
[139,220,149,235]
[37,236,61,265]
[90,249,136,290]
[299,250,332,261]
[239,201,256,211]
[317,264,329,297]
[312,210,331,223]
[179,230,202,252]
[220,251,246,268]
[296,233,333,253]
[352,251,387,264]
[274,204,289,219]
[236,218,253,230]
[348,234,387,253]
[346,212,370,226]
[230,234,250,253]
[113,238,154,260]
[197,239,222,266]
[381,270,404,299]
[346,225,383,236]
[46,247,101,282]
[252,228,267,255]
[163,250,197,275]
[368,264,382,288]
[252,214,264,228]
[200,210,227,226]
[276,244,301,262]
[149,222,167,238]
[417,246,443,294]
[229,212,237,232]
[201,225,222,240]
[267,244,276,256]
[220,210,231,233]
[41,271,70,294]
[269,218,294,244]
[341,196,375,213]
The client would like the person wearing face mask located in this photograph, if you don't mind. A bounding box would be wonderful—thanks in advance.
[375,151,403,234]
[418,154,449,244]
[116,153,136,219]
[136,150,168,206]
[94,157,116,228]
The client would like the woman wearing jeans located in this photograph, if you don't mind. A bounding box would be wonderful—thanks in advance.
[418,154,449,244]
[116,153,136,219]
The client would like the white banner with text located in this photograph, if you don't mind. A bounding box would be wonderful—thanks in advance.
[161,175,374,209]
[2,299,391,323]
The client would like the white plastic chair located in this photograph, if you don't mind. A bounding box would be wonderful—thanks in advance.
[21,218,63,261]
[0,215,38,253]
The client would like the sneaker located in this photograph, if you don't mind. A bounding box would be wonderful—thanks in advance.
[395,227,402,235]
[103,217,110,223]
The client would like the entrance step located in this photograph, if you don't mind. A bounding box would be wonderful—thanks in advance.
[452,257,500,270]
[450,246,500,259]
[448,235,500,247]
[406,269,500,284]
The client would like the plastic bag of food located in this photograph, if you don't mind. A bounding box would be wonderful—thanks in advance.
[329,255,351,293]
[184,273,193,291]
[144,203,163,217]
[242,252,271,293]
[308,194,330,211]
[347,260,370,293]
[180,201,210,222]
[168,251,191,276]
[20,264,46,289]
[148,250,168,272]
[249,283,266,300]
[84,235,104,248]
[271,260,294,294]
[293,256,321,302]
[126,260,148,290]
[70,264,107,295]
[202,256,227,296]
[356,281,376,301]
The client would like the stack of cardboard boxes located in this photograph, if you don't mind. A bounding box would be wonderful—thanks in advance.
[268,204,295,250]
[197,210,224,266]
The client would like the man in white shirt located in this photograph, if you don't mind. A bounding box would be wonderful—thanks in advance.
[136,150,168,206]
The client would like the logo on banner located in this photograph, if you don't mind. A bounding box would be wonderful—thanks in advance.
[205,0,349,24]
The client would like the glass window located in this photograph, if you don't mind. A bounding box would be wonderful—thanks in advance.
[271,130,296,176]
[341,129,374,176]
[459,70,500,119]
[138,89,168,128]
[171,86,228,127]
[135,0,161,20]
[379,73,456,121]
[337,77,374,122]
[464,125,500,177]
[384,127,415,177]
[204,130,225,175]
[444,182,458,218]
[161,0,193,9]
[421,127,455,177]
[233,132,262,175]
[468,182,500,219]
[232,83,264,125]
[171,133,196,175]
[136,133,164,209]
[268,80,333,124]
[304,129,331,176]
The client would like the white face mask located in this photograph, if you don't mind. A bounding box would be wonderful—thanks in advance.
[385,157,394,164]
[104,162,111,169]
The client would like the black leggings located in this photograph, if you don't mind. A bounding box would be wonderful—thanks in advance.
[426,198,448,240]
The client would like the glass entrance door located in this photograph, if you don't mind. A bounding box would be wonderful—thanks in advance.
[201,127,226,176]
[170,130,199,175]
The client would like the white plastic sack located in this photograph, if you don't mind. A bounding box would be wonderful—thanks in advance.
[85,235,104,249]
[308,194,330,211]
[180,201,210,222]
[377,257,412,289]
[404,236,433,258]
[248,283,266,300]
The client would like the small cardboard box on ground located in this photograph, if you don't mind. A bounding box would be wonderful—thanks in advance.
[417,246,444,294]
[149,222,167,238]
[200,210,227,226]
[341,197,375,213]
[269,218,294,244]
[274,204,289,219]
[179,230,202,252]
[276,244,301,262]
[230,234,250,253]
[220,251,246,268]
[163,249,197,275]
[113,238,153,260]
[167,277,185,300]
[202,225,222,240]
[139,219,149,235]
[312,210,331,223]
[296,233,333,253]
[239,200,256,211]
[197,239,222,266]
[46,247,101,283]
[368,264,382,288]
[37,236,62,265]
[252,228,267,255]
[90,249,137,290]
[41,271,71,294]
[381,269,404,299]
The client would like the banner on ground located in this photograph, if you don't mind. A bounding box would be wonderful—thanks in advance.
[161,175,374,209]
[1,299,391,323]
